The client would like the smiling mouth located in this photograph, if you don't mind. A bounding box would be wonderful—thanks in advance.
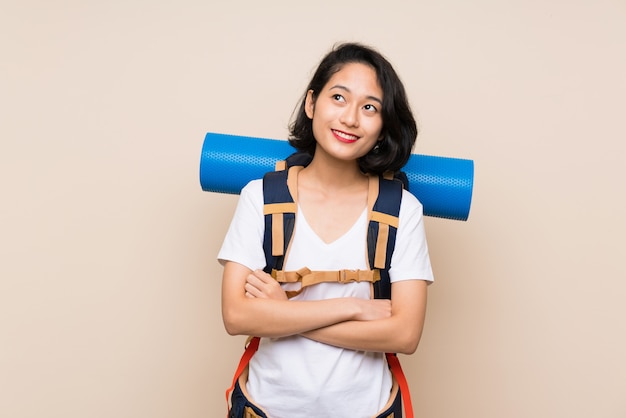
[332,129,359,143]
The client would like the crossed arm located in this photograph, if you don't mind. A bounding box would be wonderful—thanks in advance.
[221,261,428,354]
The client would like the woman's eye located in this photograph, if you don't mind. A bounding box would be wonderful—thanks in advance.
[364,104,378,112]
[332,94,345,102]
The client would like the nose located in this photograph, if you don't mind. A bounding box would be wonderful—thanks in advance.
[339,104,359,128]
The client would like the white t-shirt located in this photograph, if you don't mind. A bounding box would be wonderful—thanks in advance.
[218,179,434,418]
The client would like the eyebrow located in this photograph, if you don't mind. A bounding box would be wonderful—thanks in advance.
[329,84,383,106]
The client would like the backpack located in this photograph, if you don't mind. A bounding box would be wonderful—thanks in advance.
[226,152,415,418]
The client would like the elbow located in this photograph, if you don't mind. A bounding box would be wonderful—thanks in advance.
[223,321,240,336]
[395,342,417,355]
[222,319,239,336]
[222,307,246,336]
[395,331,422,355]
[398,340,419,355]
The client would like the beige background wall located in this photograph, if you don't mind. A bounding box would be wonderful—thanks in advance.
[2,1,625,417]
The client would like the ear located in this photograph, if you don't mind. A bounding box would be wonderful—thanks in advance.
[304,89,315,119]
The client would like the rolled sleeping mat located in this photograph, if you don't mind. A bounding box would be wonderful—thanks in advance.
[200,132,474,221]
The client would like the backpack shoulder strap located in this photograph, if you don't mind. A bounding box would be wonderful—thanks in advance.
[367,173,404,300]
[262,152,310,273]
[263,153,405,299]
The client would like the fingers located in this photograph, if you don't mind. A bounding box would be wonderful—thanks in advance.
[250,269,274,283]
[244,278,266,299]
[245,273,264,289]
[244,270,287,300]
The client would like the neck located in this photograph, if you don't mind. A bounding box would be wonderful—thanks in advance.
[300,152,367,191]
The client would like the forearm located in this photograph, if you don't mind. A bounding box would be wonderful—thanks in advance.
[222,262,366,337]
[303,280,428,354]
[222,296,360,338]
[302,315,423,354]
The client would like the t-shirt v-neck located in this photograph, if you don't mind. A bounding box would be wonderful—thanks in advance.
[283,204,369,272]
[297,203,368,246]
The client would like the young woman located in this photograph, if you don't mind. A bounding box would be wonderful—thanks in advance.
[219,43,434,418]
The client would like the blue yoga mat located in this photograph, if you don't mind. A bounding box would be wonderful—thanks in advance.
[199,132,474,221]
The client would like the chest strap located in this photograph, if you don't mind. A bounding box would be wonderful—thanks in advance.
[271,267,381,298]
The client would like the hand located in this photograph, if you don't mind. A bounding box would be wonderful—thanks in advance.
[244,269,288,300]
[353,298,392,321]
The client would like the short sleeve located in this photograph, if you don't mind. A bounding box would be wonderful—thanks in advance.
[388,190,434,283]
[217,179,267,271]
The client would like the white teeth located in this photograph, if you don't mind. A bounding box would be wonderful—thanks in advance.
[334,130,358,140]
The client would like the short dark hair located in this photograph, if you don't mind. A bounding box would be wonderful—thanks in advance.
[288,43,417,175]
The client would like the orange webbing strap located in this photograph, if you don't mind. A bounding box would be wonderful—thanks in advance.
[262,165,302,260]
[225,336,260,417]
[366,174,399,271]
[263,202,297,257]
[374,222,390,269]
[366,176,379,231]
[386,352,414,418]
[275,160,287,171]
[370,211,400,229]
[370,198,400,270]
[272,268,381,298]
[273,268,380,285]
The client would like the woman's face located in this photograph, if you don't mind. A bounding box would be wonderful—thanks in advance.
[305,62,384,164]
